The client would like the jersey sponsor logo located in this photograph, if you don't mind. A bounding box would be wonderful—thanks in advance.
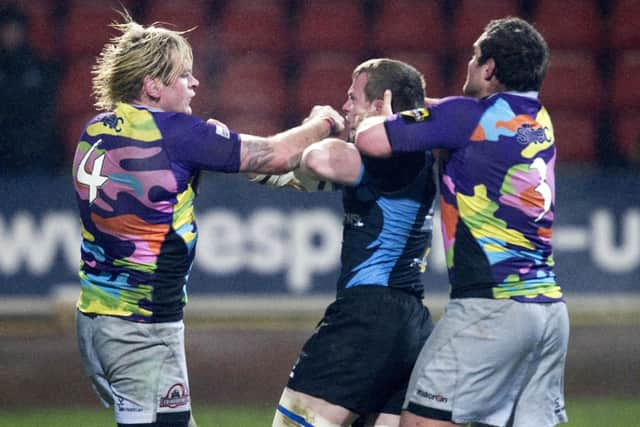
[400,107,431,122]
[159,383,190,408]
[516,124,551,145]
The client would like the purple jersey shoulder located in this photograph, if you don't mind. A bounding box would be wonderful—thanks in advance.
[153,111,242,173]
[384,96,485,152]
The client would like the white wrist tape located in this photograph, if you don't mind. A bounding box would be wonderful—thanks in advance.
[293,169,335,192]
[249,171,335,192]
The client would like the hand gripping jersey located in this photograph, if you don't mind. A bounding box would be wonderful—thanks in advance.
[384,92,561,302]
[72,103,241,322]
[337,152,437,297]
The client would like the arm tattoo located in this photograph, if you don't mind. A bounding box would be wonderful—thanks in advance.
[243,140,276,171]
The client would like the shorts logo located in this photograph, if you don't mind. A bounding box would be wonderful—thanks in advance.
[400,108,431,122]
[344,213,364,228]
[115,394,143,413]
[160,383,190,408]
[416,389,448,403]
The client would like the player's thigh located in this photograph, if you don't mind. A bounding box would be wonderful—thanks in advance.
[288,287,431,416]
[274,387,357,427]
[404,299,540,426]
[76,311,116,406]
[511,303,569,427]
[100,318,190,424]
[400,411,458,427]
[117,410,191,427]
[358,412,400,427]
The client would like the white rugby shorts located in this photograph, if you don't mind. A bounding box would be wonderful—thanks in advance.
[76,311,192,424]
[404,298,569,427]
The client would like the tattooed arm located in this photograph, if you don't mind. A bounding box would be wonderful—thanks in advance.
[237,106,344,175]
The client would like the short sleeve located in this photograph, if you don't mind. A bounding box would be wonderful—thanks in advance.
[159,113,242,173]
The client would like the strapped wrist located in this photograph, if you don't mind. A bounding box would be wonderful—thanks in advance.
[324,117,337,135]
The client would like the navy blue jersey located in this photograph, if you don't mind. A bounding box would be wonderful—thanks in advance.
[337,152,437,297]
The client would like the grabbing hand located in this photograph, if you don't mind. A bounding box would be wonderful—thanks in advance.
[381,89,394,116]
[305,105,345,135]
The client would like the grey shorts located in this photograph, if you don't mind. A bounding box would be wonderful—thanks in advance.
[76,311,191,425]
[404,298,569,427]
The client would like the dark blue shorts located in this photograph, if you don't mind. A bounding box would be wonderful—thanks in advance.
[287,285,434,416]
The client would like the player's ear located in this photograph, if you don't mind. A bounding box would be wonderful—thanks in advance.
[483,58,497,81]
[372,99,385,114]
[142,76,162,99]
[372,90,394,115]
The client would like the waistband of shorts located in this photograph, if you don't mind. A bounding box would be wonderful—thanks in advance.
[76,308,183,323]
[337,284,423,300]
[451,287,565,303]
[450,286,494,299]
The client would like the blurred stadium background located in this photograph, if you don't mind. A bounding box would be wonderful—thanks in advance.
[1,0,638,423]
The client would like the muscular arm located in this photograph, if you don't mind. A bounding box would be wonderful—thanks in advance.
[356,96,482,157]
[301,138,362,185]
[238,107,344,174]
[354,117,392,158]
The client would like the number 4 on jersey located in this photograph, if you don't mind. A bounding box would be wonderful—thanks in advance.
[77,139,109,203]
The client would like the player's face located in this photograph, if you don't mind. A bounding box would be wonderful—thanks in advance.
[463,41,488,98]
[343,72,377,139]
[157,68,199,115]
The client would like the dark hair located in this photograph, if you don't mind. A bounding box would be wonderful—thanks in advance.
[353,58,425,111]
[478,17,549,91]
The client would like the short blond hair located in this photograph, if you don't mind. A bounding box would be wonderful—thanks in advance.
[92,11,194,111]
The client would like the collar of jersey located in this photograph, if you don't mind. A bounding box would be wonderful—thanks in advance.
[487,91,539,101]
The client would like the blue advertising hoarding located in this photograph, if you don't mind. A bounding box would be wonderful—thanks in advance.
[1,169,638,296]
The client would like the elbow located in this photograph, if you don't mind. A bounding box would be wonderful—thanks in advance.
[355,127,391,158]
[353,131,368,153]
[300,146,327,178]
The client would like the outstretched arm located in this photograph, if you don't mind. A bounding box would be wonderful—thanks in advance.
[238,106,344,174]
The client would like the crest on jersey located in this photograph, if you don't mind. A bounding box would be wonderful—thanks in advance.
[400,108,431,122]
[101,114,124,132]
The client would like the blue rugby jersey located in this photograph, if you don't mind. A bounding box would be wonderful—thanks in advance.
[337,152,437,297]
[73,103,241,322]
[384,92,561,302]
